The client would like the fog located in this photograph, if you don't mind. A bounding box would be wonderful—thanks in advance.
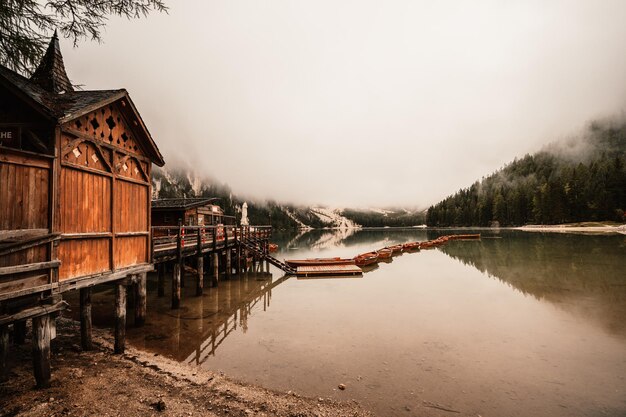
[62,0,626,208]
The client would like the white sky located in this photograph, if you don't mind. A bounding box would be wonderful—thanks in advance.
[62,0,626,208]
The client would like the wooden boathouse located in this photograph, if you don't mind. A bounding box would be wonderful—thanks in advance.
[151,197,230,227]
[0,32,164,386]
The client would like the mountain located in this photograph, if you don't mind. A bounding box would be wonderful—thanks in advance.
[151,167,425,229]
[426,117,626,227]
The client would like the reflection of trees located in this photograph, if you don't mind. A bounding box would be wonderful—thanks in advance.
[439,232,626,337]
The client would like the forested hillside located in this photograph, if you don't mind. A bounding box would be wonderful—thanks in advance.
[427,119,626,227]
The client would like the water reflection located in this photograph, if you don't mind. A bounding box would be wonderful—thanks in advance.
[65,228,626,417]
[126,270,290,364]
[438,231,626,338]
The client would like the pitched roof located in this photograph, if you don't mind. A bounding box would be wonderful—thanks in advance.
[0,34,165,166]
[30,30,74,94]
[152,198,221,210]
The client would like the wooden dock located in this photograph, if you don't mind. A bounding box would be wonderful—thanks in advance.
[296,264,363,277]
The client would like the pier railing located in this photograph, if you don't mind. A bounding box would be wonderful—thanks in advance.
[151,224,272,262]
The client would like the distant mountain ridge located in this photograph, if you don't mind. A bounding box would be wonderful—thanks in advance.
[151,167,425,229]
[427,117,626,227]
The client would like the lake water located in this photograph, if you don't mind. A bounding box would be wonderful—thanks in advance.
[74,229,626,416]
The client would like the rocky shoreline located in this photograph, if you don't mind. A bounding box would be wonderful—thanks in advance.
[0,319,371,417]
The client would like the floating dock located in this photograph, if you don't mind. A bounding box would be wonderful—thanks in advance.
[296,264,363,277]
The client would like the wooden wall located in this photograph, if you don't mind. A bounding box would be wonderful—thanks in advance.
[57,100,152,281]
[0,150,50,231]
[0,148,53,300]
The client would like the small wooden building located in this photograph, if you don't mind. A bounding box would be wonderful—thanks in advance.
[0,32,164,386]
[152,198,227,226]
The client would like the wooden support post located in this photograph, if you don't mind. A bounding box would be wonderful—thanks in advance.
[157,263,165,297]
[180,260,185,288]
[172,219,183,309]
[114,282,127,354]
[0,325,8,380]
[32,314,52,388]
[196,230,203,296]
[79,288,93,351]
[236,241,242,275]
[172,263,181,309]
[212,252,219,287]
[14,321,26,345]
[135,273,147,326]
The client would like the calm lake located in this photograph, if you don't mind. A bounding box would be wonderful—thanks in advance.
[71,229,626,417]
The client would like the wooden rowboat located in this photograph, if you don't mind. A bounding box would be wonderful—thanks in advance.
[354,252,379,267]
[387,244,404,254]
[419,241,435,249]
[376,248,393,260]
[285,257,356,268]
[402,242,420,251]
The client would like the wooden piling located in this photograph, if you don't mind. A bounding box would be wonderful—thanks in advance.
[172,263,181,309]
[180,261,185,288]
[172,219,183,309]
[157,263,165,297]
[135,273,147,326]
[114,282,127,354]
[196,230,204,296]
[226,249,232,277]
[32,314,52,388]
[14,321,26,345]
[0,325,8,380]
[236,243,242,275]
[79,288,93,351]
[212,252,219,287]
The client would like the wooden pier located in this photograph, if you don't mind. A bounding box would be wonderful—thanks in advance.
[150,223,276,309]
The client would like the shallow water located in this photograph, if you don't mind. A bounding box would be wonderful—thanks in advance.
[71,229,626,416]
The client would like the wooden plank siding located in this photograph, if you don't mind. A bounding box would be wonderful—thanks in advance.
[59,167,111,233]
[56,113,152,280]
[57,238,110,280]
[0,150,50,231]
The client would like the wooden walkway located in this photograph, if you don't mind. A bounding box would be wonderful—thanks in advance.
[150,224,274,309]
[296,264,363,277]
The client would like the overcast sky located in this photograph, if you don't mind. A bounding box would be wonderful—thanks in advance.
[62,0,626,208]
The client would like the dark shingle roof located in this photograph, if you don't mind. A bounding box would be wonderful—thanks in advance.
[0,34,165,166]
[152,198,221,210]
[0,64,125,120]
[30,31,74,94]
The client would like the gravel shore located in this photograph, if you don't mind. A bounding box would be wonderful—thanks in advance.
[0,319,372,417]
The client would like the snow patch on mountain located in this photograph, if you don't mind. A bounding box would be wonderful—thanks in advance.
[310,207,360,229]
[281,206,311,229]
[187,172,203,196]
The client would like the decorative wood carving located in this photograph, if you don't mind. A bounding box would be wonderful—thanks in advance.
[114,152,149,182]
[61,134,112,173]
[66,103,146,159]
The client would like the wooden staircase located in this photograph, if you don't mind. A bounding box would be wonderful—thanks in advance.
[238,240,296,275]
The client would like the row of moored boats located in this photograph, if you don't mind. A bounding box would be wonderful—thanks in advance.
[285,234,481,268]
